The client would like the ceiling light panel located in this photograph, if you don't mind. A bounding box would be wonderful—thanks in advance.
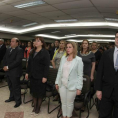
[55,19,78,22]
[22,22,38,27]
[14,1,45,8]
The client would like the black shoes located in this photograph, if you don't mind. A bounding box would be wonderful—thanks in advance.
[5,99,21,108]
[5,99,15,102]
[14,102,22,108]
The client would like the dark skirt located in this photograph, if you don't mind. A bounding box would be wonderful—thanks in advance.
[30,77,46,98]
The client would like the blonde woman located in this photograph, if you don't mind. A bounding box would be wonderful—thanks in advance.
[55,42,83,118]
[52,40,66,69]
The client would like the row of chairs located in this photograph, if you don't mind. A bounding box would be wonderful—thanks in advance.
[0,59,98,118]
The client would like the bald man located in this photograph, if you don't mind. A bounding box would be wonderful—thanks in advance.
[3,38,23,108]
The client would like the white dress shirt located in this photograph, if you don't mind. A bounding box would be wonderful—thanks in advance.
[114,46,118,68]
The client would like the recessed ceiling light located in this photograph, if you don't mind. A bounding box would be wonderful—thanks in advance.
[105,18,118,21]
[55,19,78,22]
[65,34,76,37]
[51,31,60,33]
[35,34,115,40]
[67,39,114,42]
[22,22,38,27]
[14,0,45,8]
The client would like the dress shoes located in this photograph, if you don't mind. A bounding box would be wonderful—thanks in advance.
[14,102,22,108]
[5,99,15,102]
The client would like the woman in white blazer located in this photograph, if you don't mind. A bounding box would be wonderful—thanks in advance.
[55,42,83,118]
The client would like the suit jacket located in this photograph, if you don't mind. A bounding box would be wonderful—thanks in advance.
[3,46,23,77]
[95,47,118,99]
[55,56,83,90]
[26,48,50,80]
[0,44,6,63]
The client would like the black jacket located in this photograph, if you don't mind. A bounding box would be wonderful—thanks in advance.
[3,46,23,77]
[26,48,50,80]
[95,48,118,99]
[0,44,6,63]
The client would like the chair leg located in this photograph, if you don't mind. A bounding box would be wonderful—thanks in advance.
[57,104,62,118]
[23,89,32,104]
[86,103,89,118]
[90,97,95,109]
[79,110,81,118]
[48,97,60,114]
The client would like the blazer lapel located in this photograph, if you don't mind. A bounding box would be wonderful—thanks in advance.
[69,57,77,74]
[108,47,115,71]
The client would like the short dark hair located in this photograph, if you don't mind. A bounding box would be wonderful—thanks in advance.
[55,40,60,43]
[115,31,118,36]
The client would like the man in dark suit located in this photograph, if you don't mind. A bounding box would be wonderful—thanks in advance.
[50,40,59,60]
[0,39,6,64]
[3,37,23,108]
[95,31,118,118]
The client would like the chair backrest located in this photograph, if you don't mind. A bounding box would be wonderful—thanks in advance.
[22,59,27,69]
[47,68,58,84]
[81,75,91,95]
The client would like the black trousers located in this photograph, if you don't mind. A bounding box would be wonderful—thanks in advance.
[7,76,21,104]
[99,90,118,118]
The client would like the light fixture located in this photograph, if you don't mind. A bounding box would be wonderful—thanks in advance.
[55,19,78,22]
[14,0,45,8]
[51,31,60,33]
[35,34,115,39]
[1,22,118,34]
[105,18,118,21]
[22,22,38,27]
[67,39,115,42]
[65,34,76,37]
[35,34,60,39]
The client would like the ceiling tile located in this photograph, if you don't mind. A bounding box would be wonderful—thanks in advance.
[17,14,42,20]
[53,0,93,10]
[45,15,73,20]
[91,0,118,7]
[0,5,20,13]
[38,11,66,17]
[5,10,31,16]
[44,0,75,4]
[26,5,57,13]
[71,12,103,18]
[0,14,12,21]
[63,7,98,14]
[97,7,118,13]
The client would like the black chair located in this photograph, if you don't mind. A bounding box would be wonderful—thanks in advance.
[46,68,60,114]
[74,75,91,118]
[21,59,32,104]
[20,76,32,104]
[0,61,8,88]
[90,71,97,109]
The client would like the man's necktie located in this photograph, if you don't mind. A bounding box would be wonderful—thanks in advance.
[115,54,118,71]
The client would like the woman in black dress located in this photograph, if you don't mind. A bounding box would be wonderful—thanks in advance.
[91,42,102,71]
[25,37,50,115]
